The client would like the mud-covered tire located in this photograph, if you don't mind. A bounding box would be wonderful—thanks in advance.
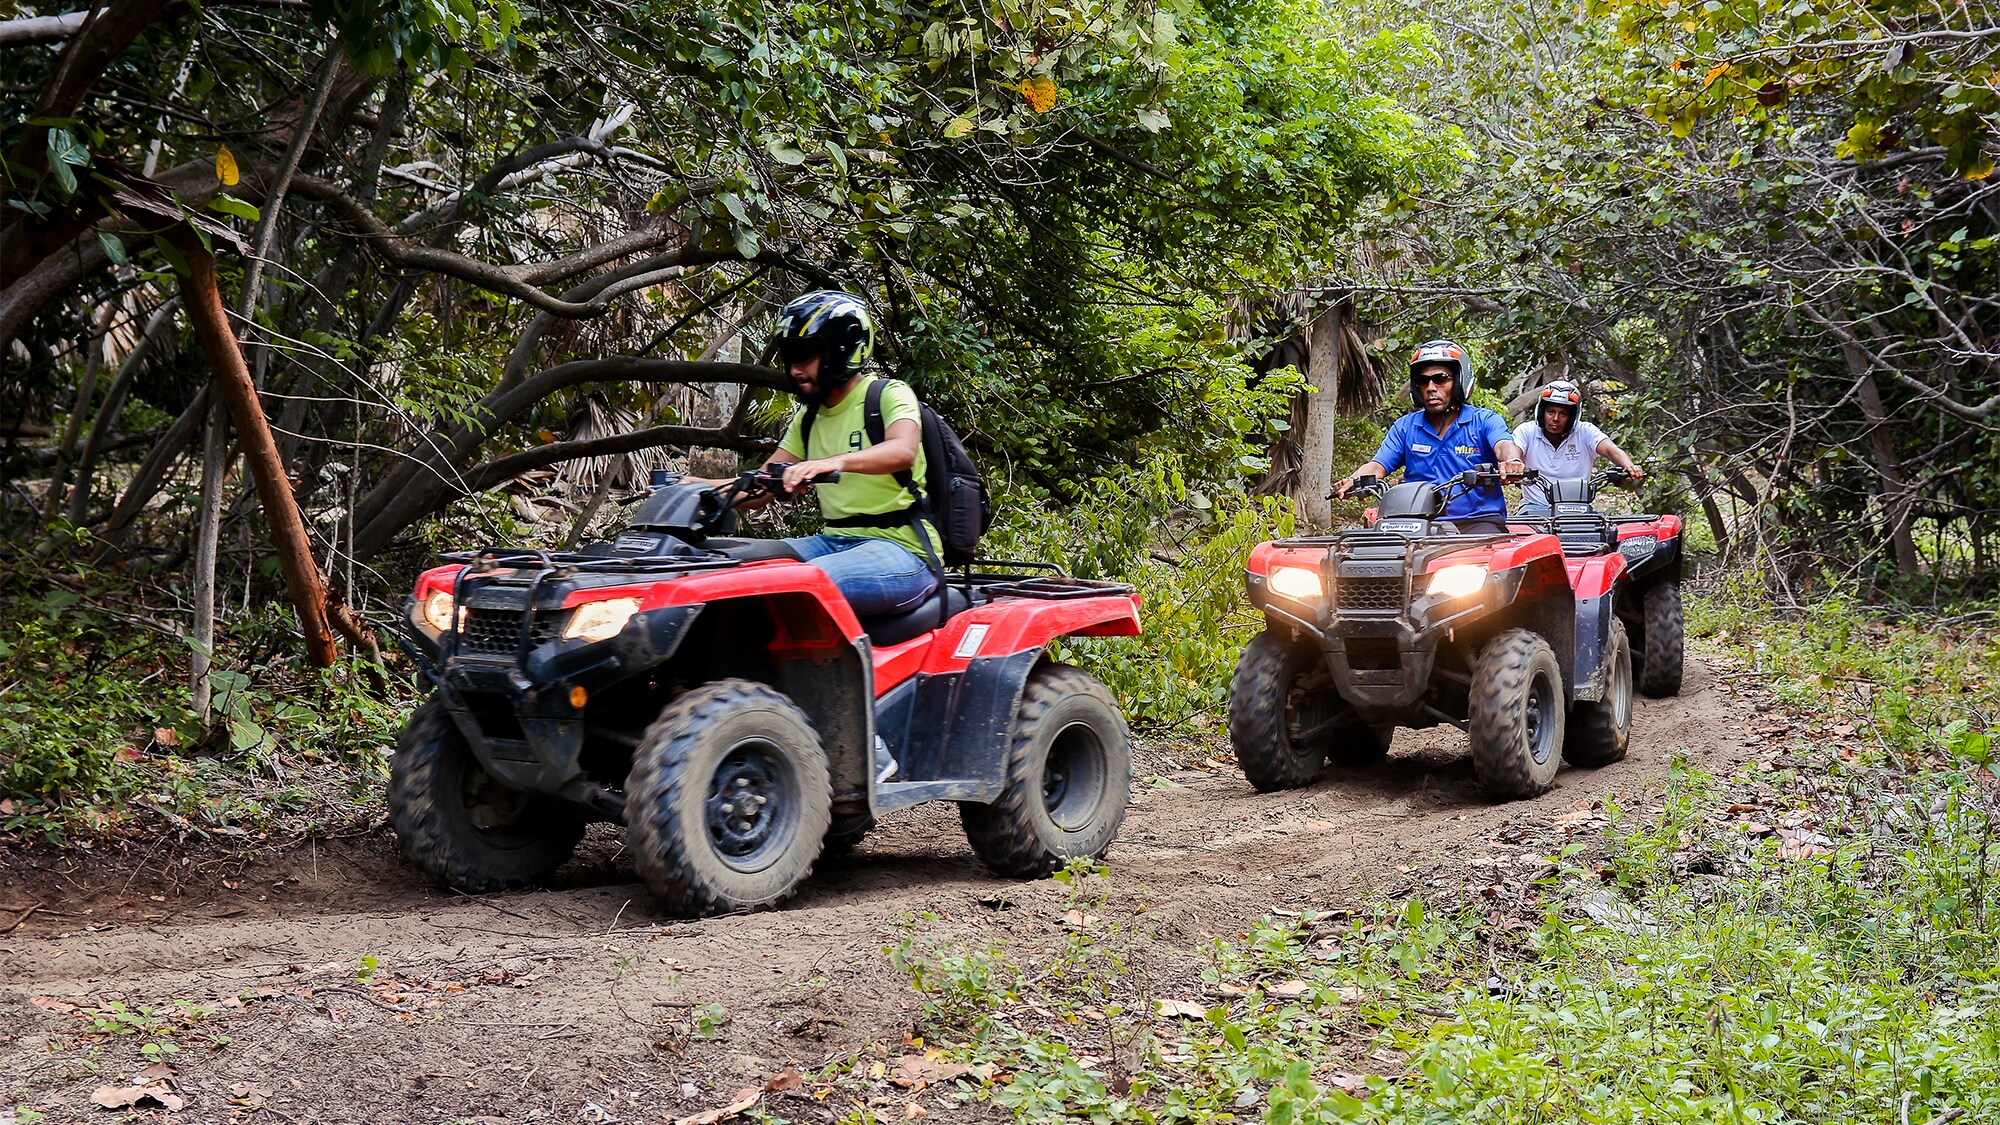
[1565,620,1632,767]
[1229,631,1333,791]
[960,664,1132,878]
[626,680,831,917]
[1636,580,1684,698]
[388,698,586,893]
[1468,629,1566,800]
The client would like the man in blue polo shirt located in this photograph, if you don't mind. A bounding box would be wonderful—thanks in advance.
[1331,339,1525,534]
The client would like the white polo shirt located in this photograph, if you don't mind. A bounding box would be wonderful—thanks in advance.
[1513,420,1607,480]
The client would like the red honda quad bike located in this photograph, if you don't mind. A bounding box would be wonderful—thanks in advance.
[1230,466,1633,801]
[389,467,1141,917]
[1512,467,1685,698]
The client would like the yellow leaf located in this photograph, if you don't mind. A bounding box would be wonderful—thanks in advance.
[215,145,239,186]
[1020,74,1058,114]
[1702,61,1731,89]
[1967,158,1996,180]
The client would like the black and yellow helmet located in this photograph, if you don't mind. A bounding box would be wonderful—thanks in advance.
[771,290,874,402]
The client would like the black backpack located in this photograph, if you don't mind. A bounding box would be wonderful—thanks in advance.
[800,378,993,567]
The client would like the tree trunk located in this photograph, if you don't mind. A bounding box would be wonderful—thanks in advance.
[1294,299,1346,532]
[173,236,339,668]
[1837,337,1921,574]
[68,296,178,524]
[190,395,228,718]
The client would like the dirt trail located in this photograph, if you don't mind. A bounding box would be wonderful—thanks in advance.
[2,659,1751,1124]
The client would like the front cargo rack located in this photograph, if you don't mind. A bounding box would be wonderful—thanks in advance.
[440,547,743,577]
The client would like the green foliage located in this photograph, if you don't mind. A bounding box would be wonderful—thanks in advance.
[981,456,1294,725]
[0,571,403,840]
[1690,576,2000,764]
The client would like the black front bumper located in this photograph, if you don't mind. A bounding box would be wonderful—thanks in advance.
[405,597,703,815]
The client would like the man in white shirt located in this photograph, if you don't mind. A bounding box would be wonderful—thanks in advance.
[1513,380,1643,515]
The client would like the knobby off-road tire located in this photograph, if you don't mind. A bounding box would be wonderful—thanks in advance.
[1565,620,1632,767]
[626,679,832,917]
[961,664,1132,877]
[1468,629,1566,800]
[1229,632,1387,791]
[1636,580,1685,698]
[388,698,586,893]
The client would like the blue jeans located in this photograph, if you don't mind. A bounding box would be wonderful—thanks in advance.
[784,535,937,616]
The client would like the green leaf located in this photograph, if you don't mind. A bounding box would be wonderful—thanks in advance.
[1136,107,1170,132]
[96,231,129,267]
[207,195,261,222]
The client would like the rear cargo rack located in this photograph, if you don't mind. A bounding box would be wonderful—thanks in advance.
[967,575,1136,601]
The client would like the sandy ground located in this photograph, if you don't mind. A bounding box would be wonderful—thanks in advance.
[1,657,1757,1124]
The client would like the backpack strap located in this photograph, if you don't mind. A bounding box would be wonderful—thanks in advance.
[799,402,819,456]
[864,378,920,498]
[863,378,948,624]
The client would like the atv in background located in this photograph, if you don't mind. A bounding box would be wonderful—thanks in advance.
[1231,466,1633,801]
[390,468,1142,918]
[1514,467,1684,697]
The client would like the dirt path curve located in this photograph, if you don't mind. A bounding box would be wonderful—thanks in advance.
[2,658,1750,1124]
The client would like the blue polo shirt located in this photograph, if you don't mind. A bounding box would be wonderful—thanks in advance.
[1371,406,1513,522]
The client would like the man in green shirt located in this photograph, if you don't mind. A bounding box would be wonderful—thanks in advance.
[698,290,940,618]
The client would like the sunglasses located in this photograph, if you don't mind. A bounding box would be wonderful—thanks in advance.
[1411,373,1455,386]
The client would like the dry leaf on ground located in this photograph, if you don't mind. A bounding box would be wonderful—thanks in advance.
[1157,998,1209,1019]
[91,1084,184,1111]
[1266,979,1310,999]
[674,1087,761,1125]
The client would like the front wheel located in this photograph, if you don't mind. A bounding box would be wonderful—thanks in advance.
[1230,632,1336,790]
[1468,629,1566,800]
[625,680,832,917]
[388,698,585,892]
[1636,580,1684,697]
[960,664,1132,877]
[1565,620,1632,767]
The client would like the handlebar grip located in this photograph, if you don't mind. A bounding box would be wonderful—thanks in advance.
[808,470,841,484]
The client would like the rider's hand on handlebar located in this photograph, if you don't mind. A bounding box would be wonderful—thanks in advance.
[779,458,845,493]
[1498,457,1527,485]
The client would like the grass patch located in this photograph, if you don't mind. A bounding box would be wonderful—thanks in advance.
[880,585,2000,1123]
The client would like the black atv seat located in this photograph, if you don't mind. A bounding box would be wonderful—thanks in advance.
[861,584,971,648]
[705,537,804,562]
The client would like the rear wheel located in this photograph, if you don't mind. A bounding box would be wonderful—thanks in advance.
[960,664,1131,877]
[1565,620,1632,767]
[1468,629,1566,800]
[389,698,585,892]
[1230,632,1343,790]
[625,680,831,917]
[1636,580,1684,697]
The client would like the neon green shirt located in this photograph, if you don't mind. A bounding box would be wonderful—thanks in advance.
[778,376,937,557]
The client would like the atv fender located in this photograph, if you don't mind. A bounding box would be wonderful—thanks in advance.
[872,648,1044,815]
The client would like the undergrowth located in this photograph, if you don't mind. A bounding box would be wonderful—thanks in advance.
[880,581,2000,1123]
[0,563,405,842]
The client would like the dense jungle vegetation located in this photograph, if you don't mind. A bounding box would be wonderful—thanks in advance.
[7,0,1996,830]
[5,0,2000,1120]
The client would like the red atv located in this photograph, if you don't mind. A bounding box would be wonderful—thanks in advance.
[1230,466,1633,800]
[1513,467,1685,698]
[390,468,1141,917]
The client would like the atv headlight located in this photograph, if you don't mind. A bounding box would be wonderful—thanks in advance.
[1618,535,1658,562]
[563,597,641,642]
[420,589,457,633]
[1268,566,1325,602]
[1426,564,1488,600]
